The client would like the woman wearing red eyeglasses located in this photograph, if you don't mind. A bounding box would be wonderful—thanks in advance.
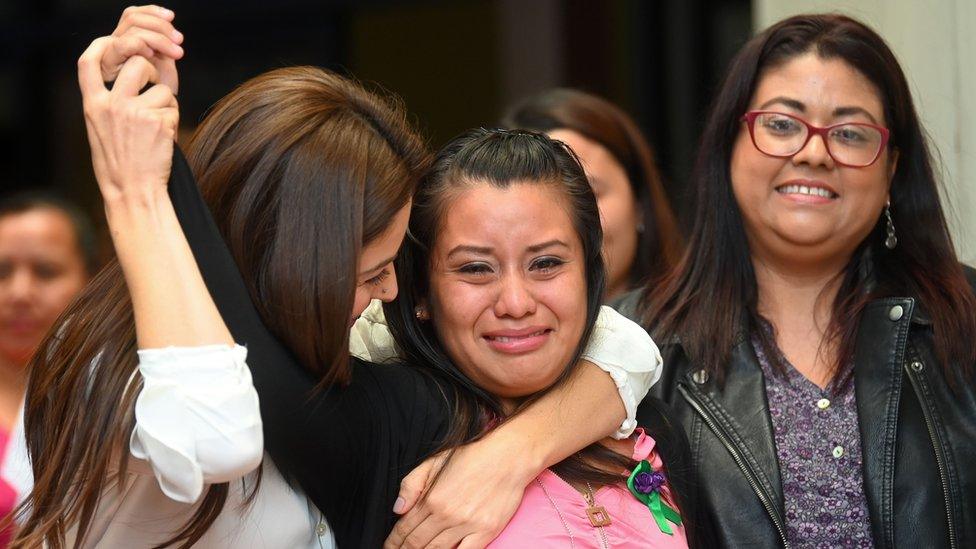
[614,13,976,549]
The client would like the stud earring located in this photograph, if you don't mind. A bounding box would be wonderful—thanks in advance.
[884,200,897,250]
[414,306,429,321]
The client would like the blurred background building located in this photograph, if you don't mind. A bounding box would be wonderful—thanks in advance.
[1,0,972,264]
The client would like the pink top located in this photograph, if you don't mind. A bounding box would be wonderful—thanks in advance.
[490,428,688,548]
[0,429,17,548]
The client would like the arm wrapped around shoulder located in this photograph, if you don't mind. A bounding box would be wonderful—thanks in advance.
[129,344,262,503]
[581,305,663,439]
[349,302,662,439]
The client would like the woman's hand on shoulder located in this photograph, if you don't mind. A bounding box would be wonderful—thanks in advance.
[78,5,183,209]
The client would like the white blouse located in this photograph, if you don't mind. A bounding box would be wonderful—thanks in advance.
[5,347,331,549]
[5,304,660,547]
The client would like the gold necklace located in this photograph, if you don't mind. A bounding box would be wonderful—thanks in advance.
[583,481,612,528]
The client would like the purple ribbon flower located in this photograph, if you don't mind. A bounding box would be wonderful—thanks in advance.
[627,460,682,535]
[633,470,667,494]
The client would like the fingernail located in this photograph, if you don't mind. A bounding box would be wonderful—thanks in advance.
[172,30,184,42]
[158,7,174,18]
[392,496,406,514]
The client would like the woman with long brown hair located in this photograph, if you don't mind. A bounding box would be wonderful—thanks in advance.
[13,7,661,548]
[619,13,976,548]
[16,53,424,549]
[503,89,682,299]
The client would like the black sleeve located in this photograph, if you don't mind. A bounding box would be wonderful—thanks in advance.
[166,148,450,547]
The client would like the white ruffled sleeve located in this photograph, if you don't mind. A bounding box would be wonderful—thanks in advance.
[349,299,399,363]
[129,344,263,504]
[580,306,662,439]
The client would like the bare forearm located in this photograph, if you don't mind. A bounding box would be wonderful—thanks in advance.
[487,360,623,475]
[387,306,660,547]
[105,193,232,349]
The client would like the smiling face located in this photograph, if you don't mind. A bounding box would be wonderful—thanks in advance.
[548,129,640,298]
[426,181,587,406]
[730,52,897,268]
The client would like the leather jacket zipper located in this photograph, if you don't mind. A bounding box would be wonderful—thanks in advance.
[679,384,790,548]
[904,360,957,549]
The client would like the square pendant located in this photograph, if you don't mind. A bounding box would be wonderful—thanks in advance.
[586,505,612,527]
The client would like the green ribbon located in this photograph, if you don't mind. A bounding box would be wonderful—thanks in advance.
[626,459,683,535]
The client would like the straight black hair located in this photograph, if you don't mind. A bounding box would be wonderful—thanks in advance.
[385,128,693,526]
[386,128,633,486]
[386,127,605,423]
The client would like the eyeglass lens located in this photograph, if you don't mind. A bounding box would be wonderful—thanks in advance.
[751,112,884,167]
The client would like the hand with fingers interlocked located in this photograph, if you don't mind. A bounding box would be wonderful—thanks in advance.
[103,5,183,92]
[78,5,184,208]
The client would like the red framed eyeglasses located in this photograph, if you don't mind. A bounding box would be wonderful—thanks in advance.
[741,111,891,168]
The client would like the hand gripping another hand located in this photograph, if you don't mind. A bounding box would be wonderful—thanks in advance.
[78,5,184,208]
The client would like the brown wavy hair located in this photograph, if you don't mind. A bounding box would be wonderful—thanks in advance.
[502,89,683,292]
[639,14,976,388]
[13,66,428,548]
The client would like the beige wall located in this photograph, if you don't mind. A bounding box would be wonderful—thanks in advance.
[754,0,976,264]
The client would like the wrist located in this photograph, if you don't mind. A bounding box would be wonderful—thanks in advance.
[103,184,171,216]
[104,190,175,232]
[480,422,548,484]
[104,195,185,268]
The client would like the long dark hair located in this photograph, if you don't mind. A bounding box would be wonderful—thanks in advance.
[640,14,976,387]
[502,88,683,291]
[14,66,428,549]
[386,128,638,488]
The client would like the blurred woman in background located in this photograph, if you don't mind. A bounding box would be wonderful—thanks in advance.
[0,192,95,545]
[503,89,682,299]
[0,193,95,419]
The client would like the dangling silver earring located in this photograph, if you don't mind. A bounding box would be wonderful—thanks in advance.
[884,201,897,250]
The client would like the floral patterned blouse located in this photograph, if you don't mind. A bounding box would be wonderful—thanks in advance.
[752,329,874,548]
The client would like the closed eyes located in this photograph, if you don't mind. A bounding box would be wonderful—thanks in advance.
[364,268,390,286]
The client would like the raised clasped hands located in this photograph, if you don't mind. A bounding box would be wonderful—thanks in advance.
[78,5,184,208]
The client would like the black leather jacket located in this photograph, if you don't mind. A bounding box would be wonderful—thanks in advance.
[616,273,976,549]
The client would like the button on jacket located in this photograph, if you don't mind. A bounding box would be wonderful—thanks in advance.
[615,268,976,548]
